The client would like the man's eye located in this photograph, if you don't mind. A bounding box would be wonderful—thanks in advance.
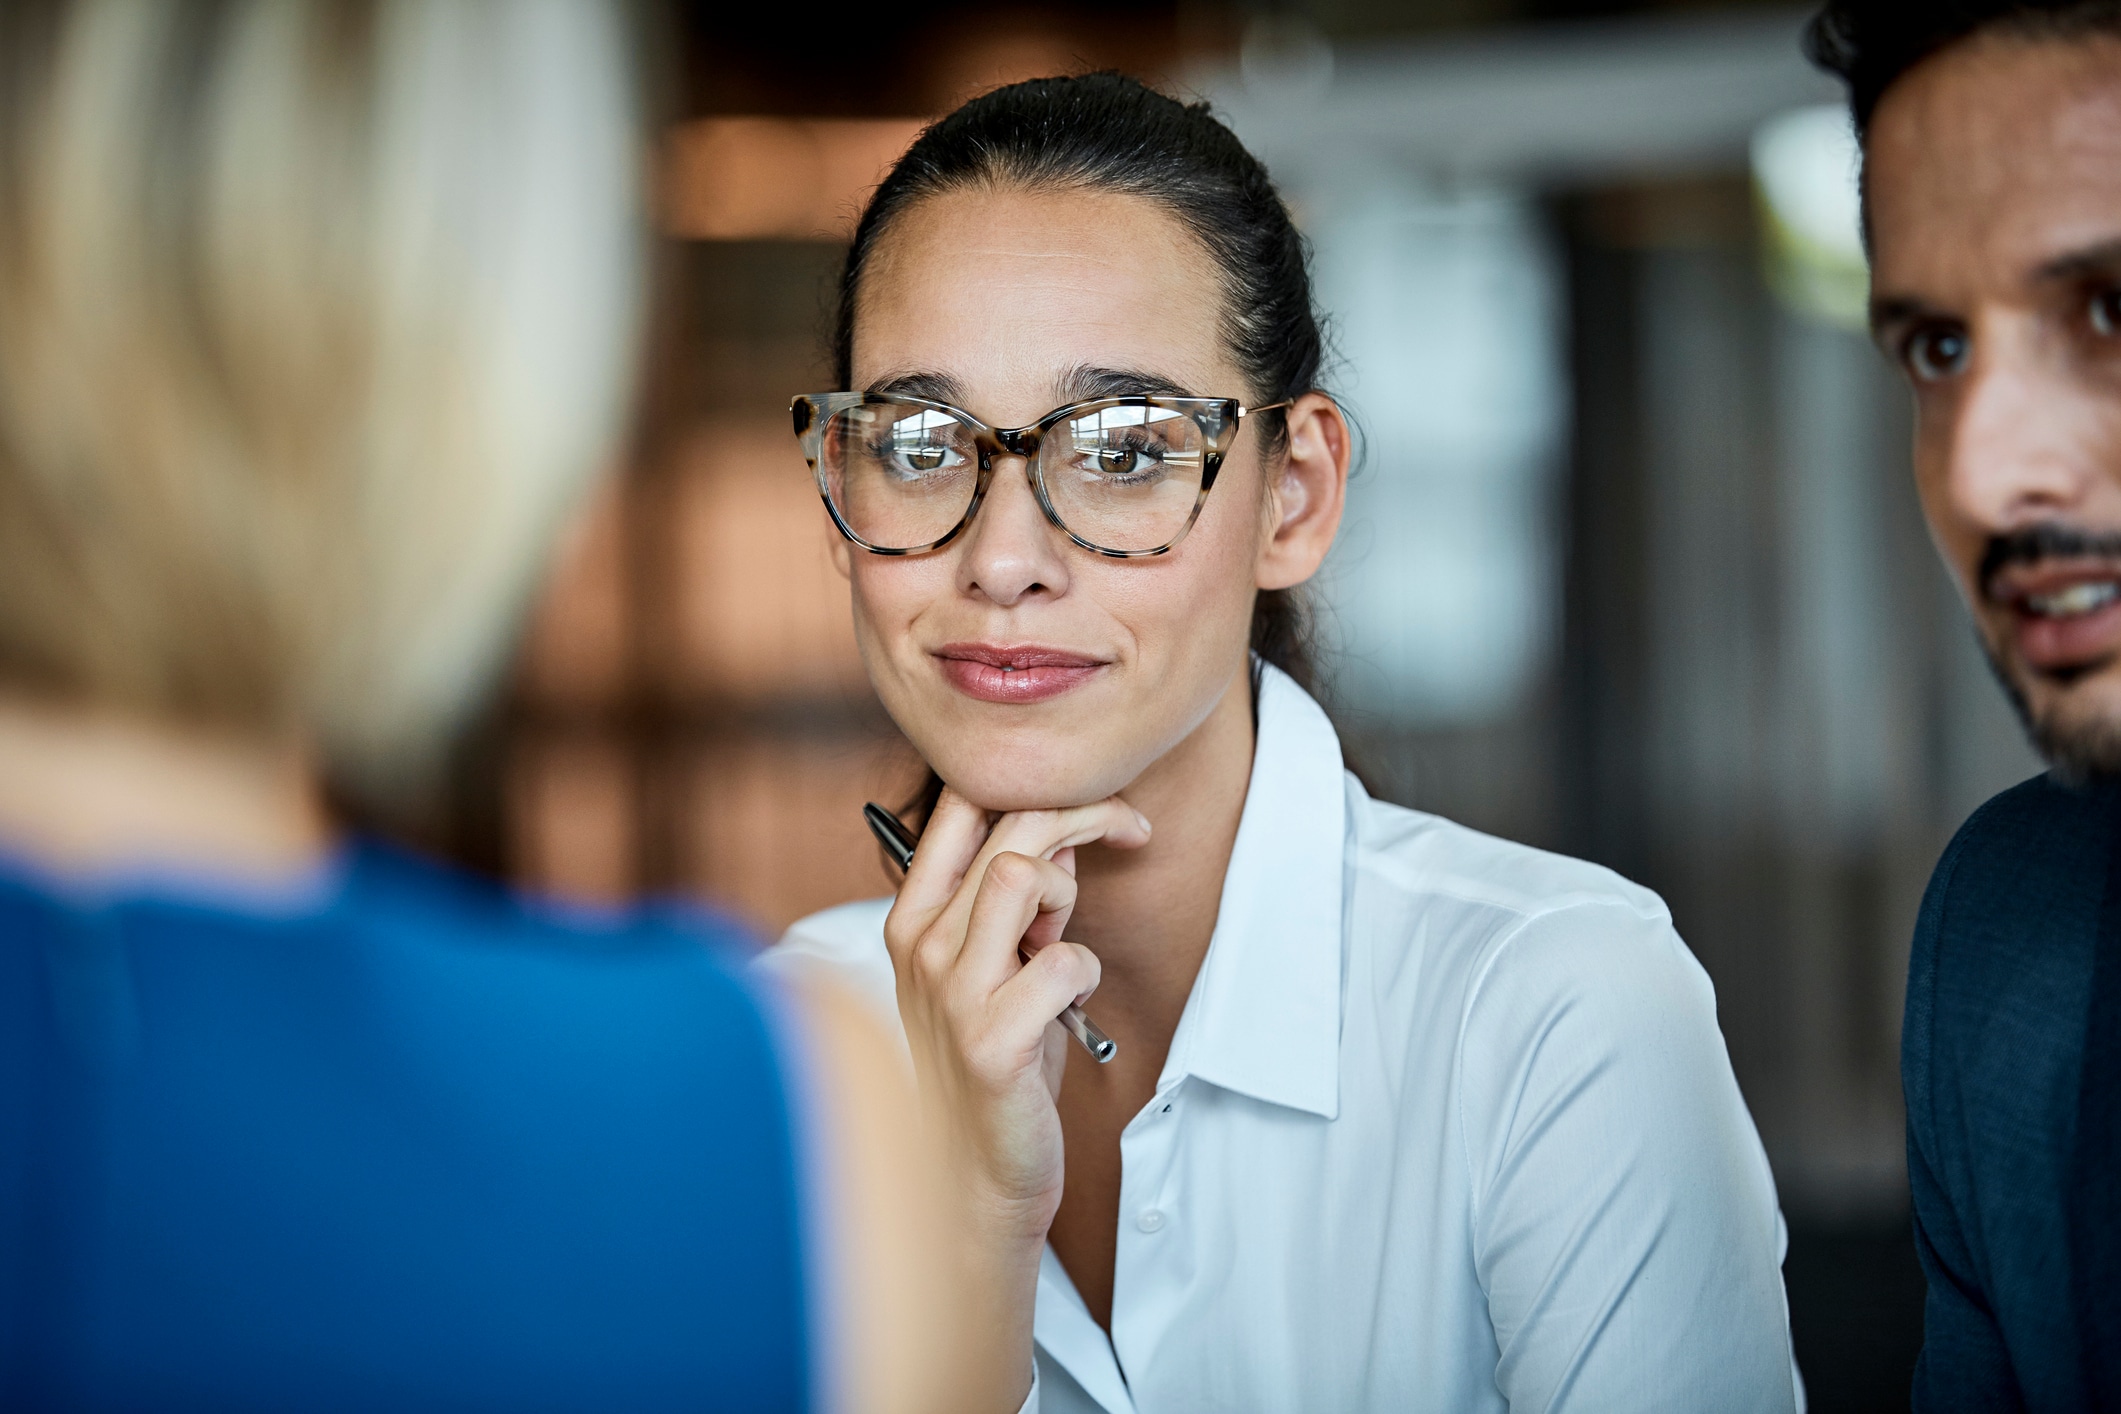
[2090,287,2121,337]
[1903,325,1970,383]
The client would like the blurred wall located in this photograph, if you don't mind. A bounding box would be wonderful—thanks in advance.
[509,239,921,930]
[1558,180,2038,1216]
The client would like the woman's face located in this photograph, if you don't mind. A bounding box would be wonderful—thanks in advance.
[840,184,1292,812]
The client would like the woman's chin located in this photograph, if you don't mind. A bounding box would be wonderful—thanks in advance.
[943,779,1114,815]
[931,751,1138,815]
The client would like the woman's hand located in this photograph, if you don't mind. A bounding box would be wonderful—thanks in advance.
[883,784,1151,1408]
[882,786,1151,1243]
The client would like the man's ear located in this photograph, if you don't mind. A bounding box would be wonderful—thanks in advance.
[1257,392,1350,592]
[830,535,852,580]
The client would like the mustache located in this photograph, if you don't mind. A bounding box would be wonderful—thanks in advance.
[1978,524,2121,602]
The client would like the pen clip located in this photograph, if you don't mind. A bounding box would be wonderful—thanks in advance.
[863,802,917,873]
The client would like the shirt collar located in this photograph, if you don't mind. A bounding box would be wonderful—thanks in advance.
[1157,662,1347,1120]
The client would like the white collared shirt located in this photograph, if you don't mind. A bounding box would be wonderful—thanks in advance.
[765,667,1801,1413]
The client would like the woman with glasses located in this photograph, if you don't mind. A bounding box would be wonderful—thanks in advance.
[768,75,1800,1413]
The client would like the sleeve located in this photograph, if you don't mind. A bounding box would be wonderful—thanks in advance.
[1908,1147,2021,1413]
[1903,835,2024,1414]
[1458,900,1801,1414]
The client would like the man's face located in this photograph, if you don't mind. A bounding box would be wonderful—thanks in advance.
[1868,29,2121,774]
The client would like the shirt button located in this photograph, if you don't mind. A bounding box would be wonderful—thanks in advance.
[1136,1209,1165,1234]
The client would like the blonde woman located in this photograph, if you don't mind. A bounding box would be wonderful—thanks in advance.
[0,4,983,1411]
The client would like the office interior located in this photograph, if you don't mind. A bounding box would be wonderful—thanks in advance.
[433,4,2045,1408]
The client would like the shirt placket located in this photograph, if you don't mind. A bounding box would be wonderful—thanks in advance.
[1108,1074,1191,1406]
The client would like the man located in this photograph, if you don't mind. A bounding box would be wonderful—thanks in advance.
[1809,3,2121,1407]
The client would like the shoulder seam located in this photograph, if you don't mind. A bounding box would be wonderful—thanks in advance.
[1358,853,1669,931]
[1353,789,1669,926]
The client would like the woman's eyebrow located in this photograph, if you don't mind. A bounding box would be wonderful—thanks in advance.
[865,371,966,404]
[1057,366,1196,402]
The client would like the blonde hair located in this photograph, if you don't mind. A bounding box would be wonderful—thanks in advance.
[0,0,642,809]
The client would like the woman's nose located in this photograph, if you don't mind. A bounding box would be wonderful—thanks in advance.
[955,455,1071,608]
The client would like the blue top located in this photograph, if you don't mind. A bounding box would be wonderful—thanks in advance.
[1905,773,2121,1412]
[0,842,810,1412]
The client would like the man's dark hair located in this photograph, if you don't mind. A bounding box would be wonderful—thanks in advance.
[1808,1,2121,137]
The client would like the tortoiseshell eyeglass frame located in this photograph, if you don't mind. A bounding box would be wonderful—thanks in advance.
[789,391,1289,559]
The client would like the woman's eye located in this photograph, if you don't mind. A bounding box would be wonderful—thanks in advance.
[1902,325,1969,383]
[1089,441,1164,478]
[2090,286,2121,338]
[884,439,962,474]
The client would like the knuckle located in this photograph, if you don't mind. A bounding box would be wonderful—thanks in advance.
[909,932,951,985]
[986,851,1040,892]
[882,914,914,955]
[1067,942,1099,978]
[1028,942,1086,990]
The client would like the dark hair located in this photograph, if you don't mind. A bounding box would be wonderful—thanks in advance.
[1808,0,2121,137]
[833,72,1328,714]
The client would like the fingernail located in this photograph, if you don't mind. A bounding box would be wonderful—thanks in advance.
[1133,809,1152,834]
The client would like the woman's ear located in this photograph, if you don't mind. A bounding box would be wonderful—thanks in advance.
[830,536,853,580]
[1257,392,1350,592]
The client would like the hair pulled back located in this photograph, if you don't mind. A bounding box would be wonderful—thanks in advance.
[833,72,1327,701]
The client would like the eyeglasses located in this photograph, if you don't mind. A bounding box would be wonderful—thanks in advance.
[790,392,1286,558]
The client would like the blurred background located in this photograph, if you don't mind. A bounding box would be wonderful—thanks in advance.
[452,3,2044,1408]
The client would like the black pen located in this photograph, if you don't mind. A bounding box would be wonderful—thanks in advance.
[863,802,1117,1064]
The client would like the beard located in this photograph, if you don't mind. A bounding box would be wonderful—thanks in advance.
[1980,631,2121,783]
[1974,523,2121,783]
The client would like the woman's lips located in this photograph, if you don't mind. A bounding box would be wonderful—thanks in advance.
[933,643,1108,704]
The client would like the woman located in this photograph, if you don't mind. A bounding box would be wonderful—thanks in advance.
[0,4,983,1411]
[769,75,1801,1413]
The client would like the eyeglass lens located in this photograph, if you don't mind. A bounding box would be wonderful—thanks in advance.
[820,402,1208,554]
